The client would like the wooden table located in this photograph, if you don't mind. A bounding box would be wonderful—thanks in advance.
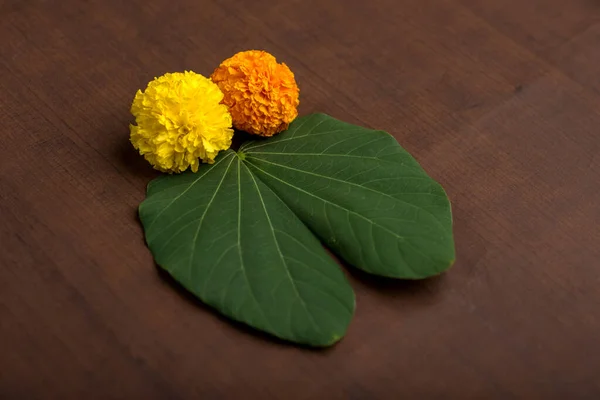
[2,0,599,398]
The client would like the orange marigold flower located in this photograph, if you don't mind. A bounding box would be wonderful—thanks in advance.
[210,50,300,137]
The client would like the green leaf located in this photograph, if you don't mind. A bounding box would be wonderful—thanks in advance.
[139,113,455,346]
[139,151,355,347]
[239,113,455,278]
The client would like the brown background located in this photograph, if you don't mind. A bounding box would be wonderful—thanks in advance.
[1,0,600,398]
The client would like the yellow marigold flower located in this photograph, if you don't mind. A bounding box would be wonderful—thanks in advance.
[210,50,300,137]
[130,71,234,173]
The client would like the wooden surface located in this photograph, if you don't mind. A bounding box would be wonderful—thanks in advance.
[1,0,600,398]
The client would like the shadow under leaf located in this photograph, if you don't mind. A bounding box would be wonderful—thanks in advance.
[324,248,447,302]
[345,263,447,298]
[154,265,338,352]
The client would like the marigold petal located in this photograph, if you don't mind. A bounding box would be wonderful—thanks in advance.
[129,71,234,173]
[211,50,300,137]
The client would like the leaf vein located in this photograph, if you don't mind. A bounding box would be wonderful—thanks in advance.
[247,157,448,233]
[143,153,234,231]
[244,163,323,337]
[188,156,237,286]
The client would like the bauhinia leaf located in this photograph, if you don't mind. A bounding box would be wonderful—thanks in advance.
[239,113,455,279]
[139,113,455,345]
[139,150,355,347]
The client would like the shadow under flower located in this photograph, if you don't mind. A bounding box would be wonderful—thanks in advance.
[112,131,160,183]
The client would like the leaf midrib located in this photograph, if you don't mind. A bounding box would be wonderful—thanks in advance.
[243,162,323,338]
[236,158,274,333]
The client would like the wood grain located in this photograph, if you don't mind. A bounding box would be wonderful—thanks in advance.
[1,0,599,398]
